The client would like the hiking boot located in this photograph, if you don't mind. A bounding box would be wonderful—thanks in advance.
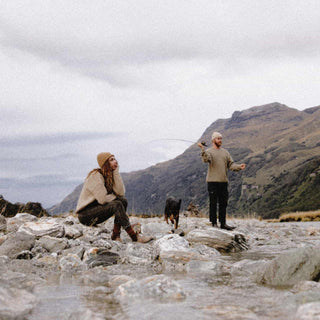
[212,223,218,228]
[137,234,153,243]
[112,236,122,242]
[220,224,236,231]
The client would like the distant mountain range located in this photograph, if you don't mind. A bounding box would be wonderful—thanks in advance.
[48,102,320,219]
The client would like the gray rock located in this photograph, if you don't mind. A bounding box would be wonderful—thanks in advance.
[295,302,320,320]
[6,213,37,233]
[186,260,227,275]
[37,235,69,253]
[80,266,111,285]
[59,254,86,272]
[0,231,35,259]
[186,228,248,252]
[83,247,121,268]
[255,246,320,286]
[114,274,186,301]
[18,220,65,238]
[0,286,37,320]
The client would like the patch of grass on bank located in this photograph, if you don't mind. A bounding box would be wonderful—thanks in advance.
[279,210,320,222]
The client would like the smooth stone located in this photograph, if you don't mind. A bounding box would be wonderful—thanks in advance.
[114,274,186,301]
[186,228,248,252]
[255,246,320,286]
[18,220,65,238]
[37,235,69,253]
[0,287,37,320]
[0,231,35,259]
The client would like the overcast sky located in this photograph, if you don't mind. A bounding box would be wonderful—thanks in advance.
[1,0,320,208]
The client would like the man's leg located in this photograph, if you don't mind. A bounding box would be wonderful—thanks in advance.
[208,182,218,226]
[217,182,228,227]
[218,183,235,230]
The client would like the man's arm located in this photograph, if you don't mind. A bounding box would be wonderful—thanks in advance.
[197,142,211,163]
[227,153,246,171]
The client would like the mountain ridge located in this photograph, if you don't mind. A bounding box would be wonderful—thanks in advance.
[48,102,320,218]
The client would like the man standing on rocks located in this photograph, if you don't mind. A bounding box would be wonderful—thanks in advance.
[197,132,246,230]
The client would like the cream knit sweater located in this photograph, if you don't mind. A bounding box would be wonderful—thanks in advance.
[76,167,125,213]
[201,147,242,182]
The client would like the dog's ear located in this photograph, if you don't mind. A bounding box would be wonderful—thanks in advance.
[179,199,182,204]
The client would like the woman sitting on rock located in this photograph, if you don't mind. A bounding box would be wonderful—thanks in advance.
[76,152,152,243]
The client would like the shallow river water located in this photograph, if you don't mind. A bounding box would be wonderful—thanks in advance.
[24,219,320,320]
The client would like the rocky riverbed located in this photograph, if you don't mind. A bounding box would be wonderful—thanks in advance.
[1,213,320,320]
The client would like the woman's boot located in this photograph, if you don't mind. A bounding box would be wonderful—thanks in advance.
[111,223,122,242]
[125,226,153,243]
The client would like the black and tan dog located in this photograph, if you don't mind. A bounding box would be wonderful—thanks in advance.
[164,198,182,229]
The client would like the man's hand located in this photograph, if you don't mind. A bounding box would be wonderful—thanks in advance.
[197,142,205,150]
[240,164,246,170]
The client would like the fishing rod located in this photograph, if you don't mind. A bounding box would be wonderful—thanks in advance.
[149,138,207,147]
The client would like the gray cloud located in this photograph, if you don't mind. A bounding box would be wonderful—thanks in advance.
[0,131,125,147]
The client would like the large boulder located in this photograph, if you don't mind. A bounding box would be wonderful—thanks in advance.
[18,220,65,238]
[256,246,320,286]
[0,232,35,259]
[186,228,248,253]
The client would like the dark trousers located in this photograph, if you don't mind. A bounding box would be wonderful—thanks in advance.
[207,182,228,226]
[77,197,130,228]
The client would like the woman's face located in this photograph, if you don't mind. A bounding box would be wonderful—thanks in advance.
[108,156,118,170]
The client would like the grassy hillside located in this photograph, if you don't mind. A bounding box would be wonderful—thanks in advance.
[48,102,320,219]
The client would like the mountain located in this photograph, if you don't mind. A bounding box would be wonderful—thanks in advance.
[48,102,320,219]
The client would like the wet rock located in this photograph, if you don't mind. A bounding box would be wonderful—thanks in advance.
[83,248,121,268]
[6,213,38,233]
[68,309,105,320]
[114,274,186,301]
[186,260,227,275]
[0,231,35,259]
[0,214,6,231]
[295,302,320,320]
[202,304,258,319]
[230,259,267,277]
[80,266,111,285]
[18,220,65,238]
[59,254,86,272]
[0,286,37,320]
[37,235,69,253]
[255,246,320,286]
[186,228,248,252]
[108,275,134,288]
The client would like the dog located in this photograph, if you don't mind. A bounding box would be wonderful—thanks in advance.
[164,198,182,229]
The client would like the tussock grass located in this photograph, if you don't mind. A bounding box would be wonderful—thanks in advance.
[279,210,320,222]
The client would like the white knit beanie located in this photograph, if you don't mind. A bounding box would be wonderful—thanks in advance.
[211,132,222,140]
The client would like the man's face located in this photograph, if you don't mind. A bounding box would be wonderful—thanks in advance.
[213,137,222,148]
